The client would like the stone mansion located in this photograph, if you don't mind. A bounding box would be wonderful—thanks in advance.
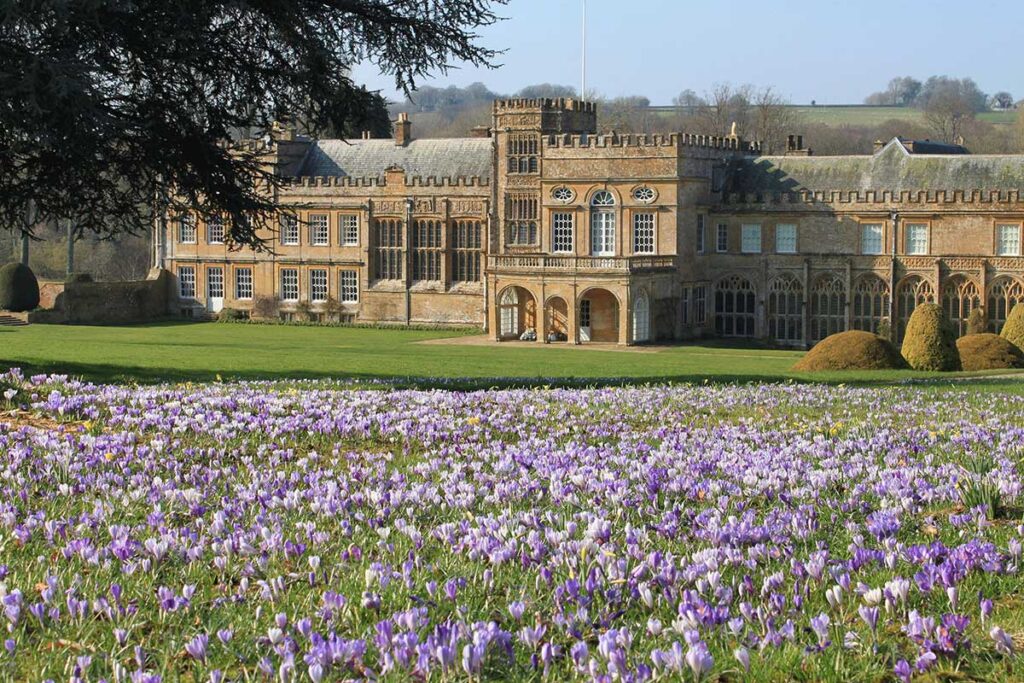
[155,98,1024,346]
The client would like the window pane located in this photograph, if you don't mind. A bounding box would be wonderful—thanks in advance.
[552,213,574,253]
[633,213,655,253]
[997,224,1020,256]
[339,270,359,302]
[235,268,253,299]
[717,224,728,252]
[178,267,195,298]
[862,224,883,255]
[741,225,761,253]
[281,269,299,300]
[775,224,796,253]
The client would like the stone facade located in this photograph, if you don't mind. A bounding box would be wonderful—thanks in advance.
[157,99,1024,346]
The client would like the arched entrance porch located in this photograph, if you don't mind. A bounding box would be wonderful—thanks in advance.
[498,286,537,340]
[578,288,620,343]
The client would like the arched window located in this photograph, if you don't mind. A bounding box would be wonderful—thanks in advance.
[851,275,890,334]
[942,275,981,337]
[715,275,756,337]
[809,274,847,342]
[767,274,803,344]
[590,191,616,256]
[895,275,935,341]
[632,292,651,342]
[499,288,519,338]
[987,277,1024,333]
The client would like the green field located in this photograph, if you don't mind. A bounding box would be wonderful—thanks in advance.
[791,105,1017,128]
[2,321,1022,388]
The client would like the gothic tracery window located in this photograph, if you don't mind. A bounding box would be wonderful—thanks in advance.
[941,275,981,337]
[715,275,756,337]
[895,275,935,341]
[767,274,803,344]
[851,274,890,335]
[809,274,847,342]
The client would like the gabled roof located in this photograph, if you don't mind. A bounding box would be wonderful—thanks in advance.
[296,138,493,180]
[731,137,1024,194]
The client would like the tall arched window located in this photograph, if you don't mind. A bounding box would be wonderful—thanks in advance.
[987,277,1024,333]
[942,275,981,337]
[715,275,756,337]
[851,275,890,334]
[767,274,803,344]
[809,274,847,342]
[632,292,651,342]
[590,191,616,256]
[499,288,519,338]
[895,275,935,341]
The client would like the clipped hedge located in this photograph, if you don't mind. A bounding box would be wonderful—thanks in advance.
[901,303,961,371]
[793,330,908,371]
[956,333,1024,371]
[0,262,40,312]
[1001,304,1024,352]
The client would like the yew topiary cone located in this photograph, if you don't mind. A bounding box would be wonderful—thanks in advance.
[901,303,961,371]
[1000,303,1024,352]
[0,262,40,312]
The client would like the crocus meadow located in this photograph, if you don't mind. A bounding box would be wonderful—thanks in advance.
[0,368,1022,681]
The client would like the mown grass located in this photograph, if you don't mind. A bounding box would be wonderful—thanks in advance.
[2,321,1023,390]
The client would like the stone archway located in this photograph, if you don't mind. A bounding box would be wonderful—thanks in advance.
[579,288,620,343]
[545,296,569,342]
[498,286,537,340]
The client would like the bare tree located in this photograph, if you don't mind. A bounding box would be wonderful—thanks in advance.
[694,84,752,136]
[923,90,976,142]
[751,87,803,154]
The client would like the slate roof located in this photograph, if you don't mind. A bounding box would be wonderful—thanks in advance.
[731,138,1024,194]
[296,138,493,180]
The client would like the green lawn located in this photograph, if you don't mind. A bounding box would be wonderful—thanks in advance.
[790,105,1017,128]
[2,321,1022,388]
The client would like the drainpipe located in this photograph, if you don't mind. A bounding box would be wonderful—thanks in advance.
[405,197,413,326]
[888,210,898,341]
[66,219,75,277]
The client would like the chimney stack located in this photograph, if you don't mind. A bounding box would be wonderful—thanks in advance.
[873,139,885,154]
[394,112,412,146]
[784,133,813,157]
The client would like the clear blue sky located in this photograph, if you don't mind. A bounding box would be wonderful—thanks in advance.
[352,0,1023,105]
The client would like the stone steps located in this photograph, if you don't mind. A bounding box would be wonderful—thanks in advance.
[0,314,28,327]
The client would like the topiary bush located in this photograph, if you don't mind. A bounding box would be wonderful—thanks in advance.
[793,330,908,371]
[956,333,1024,371]
[0,262,40,312]
[218,307,246,322]
[966,308,986,335]
[1000,303,1024,352]
[901,303,961,371]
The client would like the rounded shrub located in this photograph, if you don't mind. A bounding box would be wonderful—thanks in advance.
[0,262,40,312]
[792,330,908,371]
[1000,303,1024,351]
[901,303,961,371]
[956,333,1024,371]
[218,307,246,322]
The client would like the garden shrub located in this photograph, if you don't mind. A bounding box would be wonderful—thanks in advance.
[0,262,40,312]
[956,333,1024,371]
[901,303,961,371]
[1000,304,1024,351]
[218,307,246,322]
[966,308,986,335]
[793,330,908,371]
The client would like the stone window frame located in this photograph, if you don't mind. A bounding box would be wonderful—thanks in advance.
[632,212,656,254]
[903,221,930,256]
[740,224,762,254]
[206,266,224,299]
[177,266,196,299]
[694,285,707,325]
[309,214,330,246]
[994,220,1022,257]
[451,219,483,282]
[716,224,728,253]
[774,223,797,254]
[309,268,329,302]
[411,219,443,282]
[280,268,300,301]
[696,214,706,254]
[178,215,197,244]
[339,214,359,246]
[339,269,359,303]
[280,214,300,246]
[206,216,225,244]
[234,267,253,300]
[860,222,885,255]
[552,212,574,253]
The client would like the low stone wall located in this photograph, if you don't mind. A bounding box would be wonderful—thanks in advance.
[30,269,170,324]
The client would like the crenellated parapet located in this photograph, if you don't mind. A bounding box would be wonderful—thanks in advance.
[720,188,1024,208]
[287,175,490,188]
[545,132,761,153]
